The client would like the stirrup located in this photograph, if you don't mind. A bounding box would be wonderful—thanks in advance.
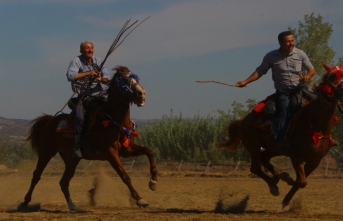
[74,134,83,157]
[73,147,82,158]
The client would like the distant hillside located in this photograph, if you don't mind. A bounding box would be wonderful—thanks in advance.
[0,117,31,143]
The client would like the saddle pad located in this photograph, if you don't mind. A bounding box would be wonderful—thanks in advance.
[253,94,309,135]
[56,116,74,133]
[56,106,102,134]
[252,94,274,116]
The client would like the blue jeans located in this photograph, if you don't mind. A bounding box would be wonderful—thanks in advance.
[274,89,293,142]
[74,101,85,135]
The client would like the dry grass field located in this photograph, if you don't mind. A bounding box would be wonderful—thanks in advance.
[0,158,342,220]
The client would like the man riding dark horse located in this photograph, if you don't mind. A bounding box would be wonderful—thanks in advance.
[235,31,316,150]
[66,41,110,157]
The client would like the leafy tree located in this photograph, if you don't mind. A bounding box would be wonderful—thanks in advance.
[336,56,343,66]
[289,13,335,78]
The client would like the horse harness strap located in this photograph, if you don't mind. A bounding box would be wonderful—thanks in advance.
[115,73,140,103]
[97,112,139,148]
[306,129,335,146]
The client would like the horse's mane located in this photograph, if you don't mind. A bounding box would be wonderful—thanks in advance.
[107,65,130,94]
[314,70,343,95]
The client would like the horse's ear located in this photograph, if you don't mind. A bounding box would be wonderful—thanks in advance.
[323,63,331,72]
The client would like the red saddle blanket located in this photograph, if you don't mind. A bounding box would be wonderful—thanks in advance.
[252,94,310,134]
[56,116,75,133]
[252,94,274,116]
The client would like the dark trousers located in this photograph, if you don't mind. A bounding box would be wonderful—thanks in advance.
[274,89,293,142]
[74,101,85,135]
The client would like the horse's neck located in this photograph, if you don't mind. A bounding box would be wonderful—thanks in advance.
[102,94,132,127]
[311,90,337,134]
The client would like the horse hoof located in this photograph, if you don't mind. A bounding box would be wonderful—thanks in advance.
[282,199,290,209]
[149,179,157,191]
[68,197,78,211]
[279,172,290,181]
[17,203,41,212]
[17,203,28,211]
[269,186,279,196]
[136,199,149,208]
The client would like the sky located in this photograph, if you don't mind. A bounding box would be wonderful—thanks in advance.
[1,0,343,120]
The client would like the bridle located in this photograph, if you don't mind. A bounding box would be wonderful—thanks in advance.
[113,72,143,104]
[319,70,343,113]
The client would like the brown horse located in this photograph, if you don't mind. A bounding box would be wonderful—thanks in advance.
[20,66,158,211]
[219,63,343,207]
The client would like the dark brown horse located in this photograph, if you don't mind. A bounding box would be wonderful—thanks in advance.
[219,63,343,207]
[20,66,157,211]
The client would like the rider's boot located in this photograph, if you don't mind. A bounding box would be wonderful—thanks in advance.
[73,135,83,158]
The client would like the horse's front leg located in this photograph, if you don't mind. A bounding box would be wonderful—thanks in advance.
[282,160,320,208]
[127,143,158,191]
[107,147,149,208]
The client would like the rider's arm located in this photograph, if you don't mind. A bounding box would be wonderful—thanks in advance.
[96,76,109,83]
[236,71,261,87]
[301,50,315,82]
[236,53,271,87]
[74,71,100,80]
[66,59,99,81]
[303,68,315,82]
[96,65,110,83]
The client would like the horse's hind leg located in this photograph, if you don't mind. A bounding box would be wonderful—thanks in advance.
[20,152,56,208]
[59,151,81,211]
[107,149,148,208]
[248,147,280,196]
[260,149,283,183]
[124,143,158,190]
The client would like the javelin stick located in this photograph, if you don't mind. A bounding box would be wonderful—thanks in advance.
[68,17,150,120]
[195,80,238,87]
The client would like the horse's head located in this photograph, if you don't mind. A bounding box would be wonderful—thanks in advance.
[320,63,343,103]
[109,66,146,107]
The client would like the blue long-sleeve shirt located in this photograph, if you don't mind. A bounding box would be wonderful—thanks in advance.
[66,55,110,96]
[255,47,314,90]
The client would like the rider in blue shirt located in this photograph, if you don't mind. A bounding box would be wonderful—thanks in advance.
[66,41,110,157]
[235,31,315,150]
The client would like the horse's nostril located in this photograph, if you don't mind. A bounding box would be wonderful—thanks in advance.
[137,91,142,96]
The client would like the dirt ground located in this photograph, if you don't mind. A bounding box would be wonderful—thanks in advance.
[0,160,342,220]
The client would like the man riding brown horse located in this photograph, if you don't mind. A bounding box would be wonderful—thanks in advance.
[220,62,343,207]
[235,31,316,150]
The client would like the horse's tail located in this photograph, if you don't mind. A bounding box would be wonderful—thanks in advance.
[217,119,243,152]
[25,114,53,153]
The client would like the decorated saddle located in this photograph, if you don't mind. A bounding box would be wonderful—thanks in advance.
[56,110,139,148]
[253,87,317,134]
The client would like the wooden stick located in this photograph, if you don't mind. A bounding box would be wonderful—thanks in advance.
[195,80,237,87]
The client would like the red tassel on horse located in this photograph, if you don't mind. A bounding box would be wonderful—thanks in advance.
[123,139,130,148]
[103,120,111,127]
